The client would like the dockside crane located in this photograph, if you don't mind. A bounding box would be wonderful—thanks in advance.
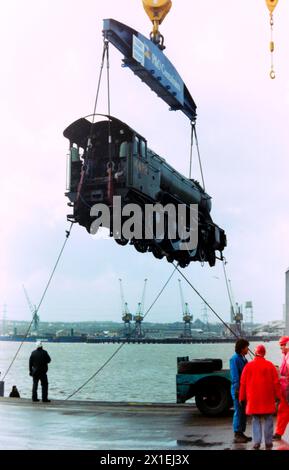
[227,280,243,337]
[134,279,148,339]
[119,279,132,338]
[22,285,40,335]
[178,279,193,338]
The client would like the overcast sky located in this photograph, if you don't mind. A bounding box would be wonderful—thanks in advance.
[1,0,289,326]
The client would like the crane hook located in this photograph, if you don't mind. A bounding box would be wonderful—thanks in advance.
[265,0,279,79]
[142,0,172,49]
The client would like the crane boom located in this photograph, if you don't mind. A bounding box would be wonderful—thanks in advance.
[178,279,192,320]
[119,279,132,320]
[119,278,125,315]
[22,285,40,332]
[140,278,148,315]
[178,279,185,315]
[22,285,35,315]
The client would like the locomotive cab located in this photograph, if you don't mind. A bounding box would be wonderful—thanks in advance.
[64,114,137,205]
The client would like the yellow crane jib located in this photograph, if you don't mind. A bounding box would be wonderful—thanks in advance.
[265,0,279,79]
[142,0,172,49]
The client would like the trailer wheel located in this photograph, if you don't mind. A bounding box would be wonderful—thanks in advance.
[195,381,231,416]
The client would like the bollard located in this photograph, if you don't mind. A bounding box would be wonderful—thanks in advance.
[0,381,4,397]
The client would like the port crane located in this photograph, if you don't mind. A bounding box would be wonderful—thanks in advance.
[227,280,243,337]
[22,285,40,335]
[119,279,132,338]
[178,279,193,338]
[134,279,148,338]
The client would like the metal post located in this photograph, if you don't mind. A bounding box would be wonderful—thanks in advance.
[0,381,4,397]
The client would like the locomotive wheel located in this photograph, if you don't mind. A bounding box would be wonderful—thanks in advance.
[134,240,148,253]
[115,237,128,246]
[151,245,165,259]
[179,259,189,268]
[166,254,174,263]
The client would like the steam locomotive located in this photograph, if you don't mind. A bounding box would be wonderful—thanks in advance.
[64,114,226,268]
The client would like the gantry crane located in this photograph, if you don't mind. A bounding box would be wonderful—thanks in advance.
[22,285,40,334]
[119,279,133,338]
[178,279,193,338]
[134,279,148,338]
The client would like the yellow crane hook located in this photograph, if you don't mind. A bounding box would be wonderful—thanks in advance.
[265,0,278,14]
[265,0,279,79]
[142,0,172,49]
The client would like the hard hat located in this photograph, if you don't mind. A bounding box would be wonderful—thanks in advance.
[36,340,43,349]
[279,336,289,346]
[254,344,266,357]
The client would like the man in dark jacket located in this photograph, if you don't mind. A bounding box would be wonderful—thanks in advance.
[29,341,51,402]
[230,338,252,443]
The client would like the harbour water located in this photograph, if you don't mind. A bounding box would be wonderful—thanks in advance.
[0,340,282,402]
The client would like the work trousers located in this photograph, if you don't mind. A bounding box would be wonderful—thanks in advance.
[232,396,246,433]
[32,374,48,401]
[275,395,289,436]
[252,414,273,445]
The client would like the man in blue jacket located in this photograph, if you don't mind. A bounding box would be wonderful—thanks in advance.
[230,338,252,443]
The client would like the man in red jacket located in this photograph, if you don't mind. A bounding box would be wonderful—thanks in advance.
[239,344,281,450]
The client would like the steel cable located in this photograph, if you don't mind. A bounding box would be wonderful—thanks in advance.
[65,265,178,400]
[175,263,255,357]
[2,223,74,380]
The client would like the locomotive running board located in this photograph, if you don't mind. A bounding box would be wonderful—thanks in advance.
[103,19,197,122]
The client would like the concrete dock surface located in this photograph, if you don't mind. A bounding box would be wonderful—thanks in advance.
[1,397,289,450]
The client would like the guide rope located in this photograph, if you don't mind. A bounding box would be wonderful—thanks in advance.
[65,266,178,400]
[2,223,74,380]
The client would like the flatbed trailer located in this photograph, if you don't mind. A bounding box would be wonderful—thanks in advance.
[176,357,233,416]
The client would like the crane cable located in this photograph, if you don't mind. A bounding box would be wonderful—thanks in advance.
[76,41,109,210]
[222,258,254,358]
[189,121,206,192]
[78,38,112,209]
[175,262,255,358]
[90,39,110,128]
[65,265,178,400]
[175,263,238,339]
[2,223,74,381]
[265,0,278,79]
